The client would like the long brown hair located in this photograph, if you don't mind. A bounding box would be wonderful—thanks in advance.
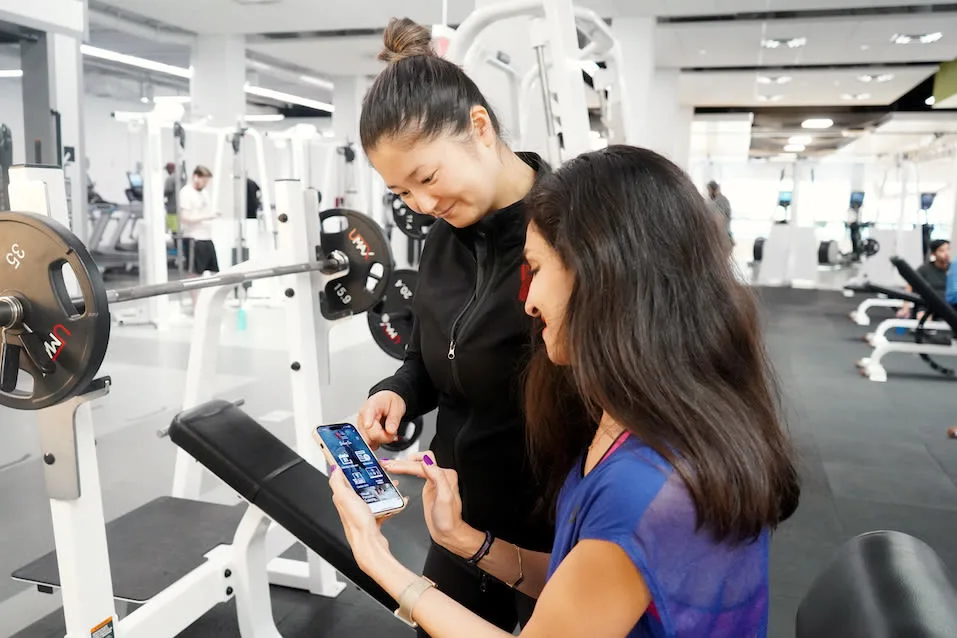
[524,146,799,544]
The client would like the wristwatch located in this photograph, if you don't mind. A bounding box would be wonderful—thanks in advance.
[394,576,436,628]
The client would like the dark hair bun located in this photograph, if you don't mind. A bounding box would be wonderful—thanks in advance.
[379,17,434,64]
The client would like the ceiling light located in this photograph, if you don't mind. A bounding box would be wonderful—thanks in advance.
[892,32,942,45]
[858,73,894,83]
[802,118,833,129]
[783,144,805,152]
[761,37,806,49]
[860,44,870,50]
[788,135,812,145]
[0,69,22,78]
[81,45,192,79]
[841,93,871,101]
[926,95,937,106]
[757,75,791,85]
[244,83,334,112]
[244,114,286,122]
[298,75,335,91]
[757,94,784,102]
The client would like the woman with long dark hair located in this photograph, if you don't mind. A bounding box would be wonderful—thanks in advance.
[332,145,800,637]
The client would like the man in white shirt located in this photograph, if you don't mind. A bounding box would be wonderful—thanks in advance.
[178,165,221,311]
[179,165,221,276]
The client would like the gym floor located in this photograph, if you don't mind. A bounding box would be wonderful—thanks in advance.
[1,284,956,637]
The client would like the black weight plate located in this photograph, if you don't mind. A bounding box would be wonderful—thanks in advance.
[319,208,394,321]
[0,211,111,410]
[390,195,434,240]
[863,238,880,257]
[367,269,417,360]
[753,237,765,263]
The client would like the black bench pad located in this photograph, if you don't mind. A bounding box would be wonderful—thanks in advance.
[892,257,957,333]
[845,281,923,305]
[168,400,395,611]
[797,530,957,638]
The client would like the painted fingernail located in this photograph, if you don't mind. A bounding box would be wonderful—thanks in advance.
[423,454,434,466]
[330,465,338,473]
[379,458,390,463]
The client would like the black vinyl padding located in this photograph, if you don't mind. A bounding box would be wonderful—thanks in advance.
[891,257,957,333]
[168,400,396,612]
[796,530,957,638]
[844,281,924,305]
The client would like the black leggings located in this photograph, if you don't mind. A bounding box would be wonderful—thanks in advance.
[417,542,535,637]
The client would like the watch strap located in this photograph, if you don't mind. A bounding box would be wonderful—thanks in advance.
[394,576,436,627]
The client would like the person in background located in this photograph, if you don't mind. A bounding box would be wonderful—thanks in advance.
[178,165,220,309]
[707,180,732,244]
[164,162,179,229]
[246,177,262,220]
[897,239,950,317]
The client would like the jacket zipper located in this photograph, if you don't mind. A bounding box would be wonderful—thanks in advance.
[447,231,491,478]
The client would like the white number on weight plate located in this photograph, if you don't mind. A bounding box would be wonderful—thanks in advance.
[335,283,352,305]
[5,243,25,269]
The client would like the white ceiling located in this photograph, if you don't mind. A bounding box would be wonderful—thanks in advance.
[92,0,942,35]
[833,112,957,159]
[680,66,937,108]
[86,0,957,110]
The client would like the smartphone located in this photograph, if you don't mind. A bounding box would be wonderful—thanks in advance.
[314,423,406,517]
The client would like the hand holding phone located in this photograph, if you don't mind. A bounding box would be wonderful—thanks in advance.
[314,423,406,517]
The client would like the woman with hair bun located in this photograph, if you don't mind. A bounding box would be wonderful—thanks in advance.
[353,17,552,633]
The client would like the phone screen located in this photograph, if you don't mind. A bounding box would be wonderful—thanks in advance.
[316,424,404,515]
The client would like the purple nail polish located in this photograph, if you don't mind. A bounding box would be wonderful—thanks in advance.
[379,458,390,463]
[330,465,338,473]
[423,455,434,466]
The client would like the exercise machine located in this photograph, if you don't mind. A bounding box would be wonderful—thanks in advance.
[919,192,937,261]
[856,257,957,382]
[0,162,425,636]
[818,192,881,267]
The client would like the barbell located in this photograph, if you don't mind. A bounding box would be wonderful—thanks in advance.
[0,208,395,411]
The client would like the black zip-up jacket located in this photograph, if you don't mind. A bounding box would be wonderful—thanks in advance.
[370,153,554,553]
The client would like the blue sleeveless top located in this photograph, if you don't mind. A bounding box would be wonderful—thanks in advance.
[546,434,770,637]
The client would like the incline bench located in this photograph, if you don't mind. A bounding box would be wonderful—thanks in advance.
[168,400,397,614]
[172,401,957,635]
[857,258,957,382]
[845,281,921,326]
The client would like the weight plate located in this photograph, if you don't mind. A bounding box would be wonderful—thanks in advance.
[863,238,880,257]
[389,194,434,240]
[318,208,394,321]
[753,237,765,263]
[381,416,424,453]
[367,269,417,360]
[0,211,111,410]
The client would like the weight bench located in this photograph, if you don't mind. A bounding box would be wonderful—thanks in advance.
[797,530,957,638]
[169,400,396,613]
[845,281,921,326]
[858,258,957,382]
